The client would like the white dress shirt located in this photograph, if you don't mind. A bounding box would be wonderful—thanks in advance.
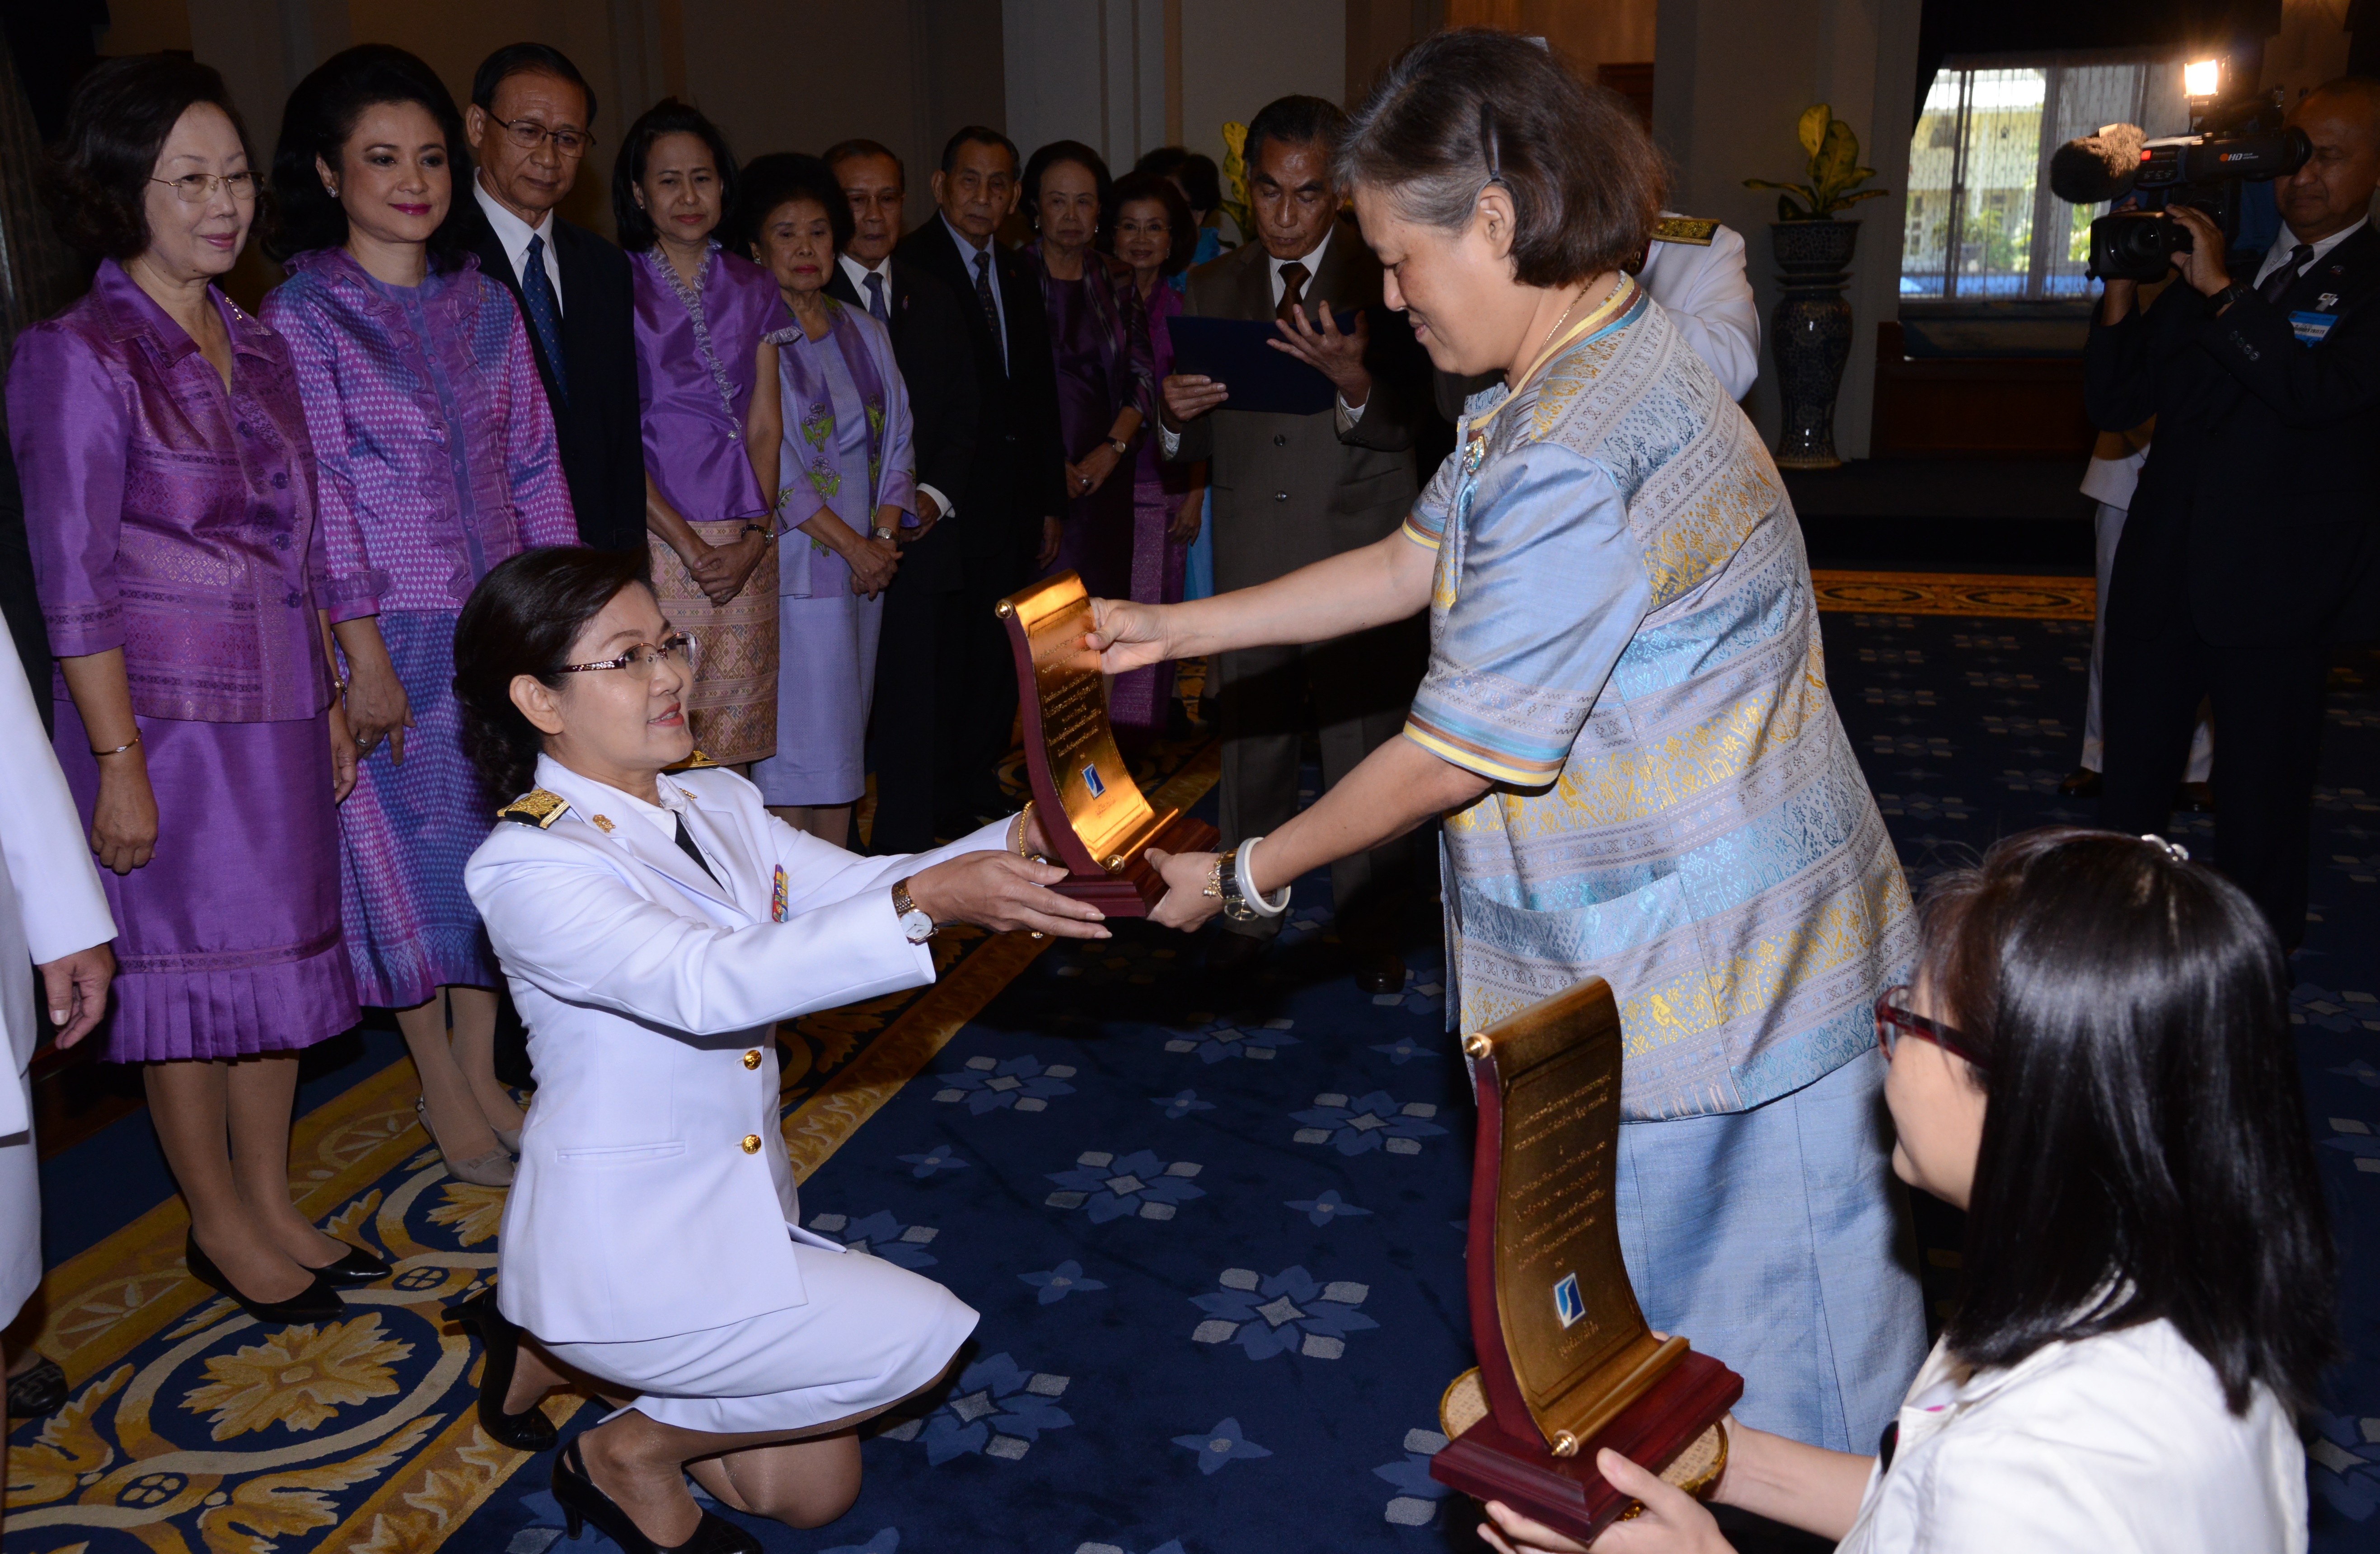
[942,214,1006,373]
[473,174,565,313]
[836,252,955,522]
[1834,1321,2305,1554]
[2252,216,2367,293]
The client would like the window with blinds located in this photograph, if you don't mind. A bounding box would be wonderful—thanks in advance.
[1901,56,2190,301]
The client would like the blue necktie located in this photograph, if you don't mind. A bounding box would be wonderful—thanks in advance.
[519,233,568,402]
[865,270,890,324]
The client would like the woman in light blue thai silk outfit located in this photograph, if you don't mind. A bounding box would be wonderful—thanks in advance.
[1095,31,1925,1454]
[743,156,909,848]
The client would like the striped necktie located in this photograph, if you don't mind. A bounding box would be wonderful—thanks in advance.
[865,270,890,323]
[518,232,568,402]
[974,250,1005,374]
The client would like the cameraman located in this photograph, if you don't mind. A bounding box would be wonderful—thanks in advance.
[2086,75,2380,951]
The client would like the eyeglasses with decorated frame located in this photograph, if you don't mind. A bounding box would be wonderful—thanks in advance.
[550,631,698,681]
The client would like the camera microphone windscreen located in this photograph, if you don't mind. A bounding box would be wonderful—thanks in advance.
[2049,122,2146,204]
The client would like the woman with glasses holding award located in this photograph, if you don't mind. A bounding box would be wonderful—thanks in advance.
[1094,30,1924,1457]
[448,546,1104,1552]
[1482,831,2328,1554]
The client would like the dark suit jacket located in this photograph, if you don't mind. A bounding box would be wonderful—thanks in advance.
[1166,217,1429,590]
[2086,224,2380,647]
[894,218,1067,571]
[465,207,647,553]
[825,257,978,593]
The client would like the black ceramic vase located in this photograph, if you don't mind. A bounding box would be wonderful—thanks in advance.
[1767,219,1861,470]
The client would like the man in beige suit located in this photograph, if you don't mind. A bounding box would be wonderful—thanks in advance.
[1158,95,1430,992]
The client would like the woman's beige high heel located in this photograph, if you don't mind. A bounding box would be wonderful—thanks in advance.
[416,1095,515,1186]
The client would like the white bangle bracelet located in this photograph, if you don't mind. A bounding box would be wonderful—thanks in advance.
[1234,835,1291,917]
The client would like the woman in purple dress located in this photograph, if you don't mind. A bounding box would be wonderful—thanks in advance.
[264,47,576,1188]
[1106,171,1207,738]
[1021,142,1154,608]
[615,99,783,769]
[742,156,909,847]
[9,56,383,1322]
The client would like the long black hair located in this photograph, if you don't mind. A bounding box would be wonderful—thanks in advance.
[267,44,475,267]
[452,547,649,803]
[1918,828,2334,1415]
[610,98,739,253]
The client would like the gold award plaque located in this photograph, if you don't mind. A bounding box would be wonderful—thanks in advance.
[1483,986,1685,1452]
[994,571,1217,913]
[1429,979,1742,1540]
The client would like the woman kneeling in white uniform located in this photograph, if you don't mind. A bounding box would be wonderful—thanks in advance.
[452,547,1108,1554]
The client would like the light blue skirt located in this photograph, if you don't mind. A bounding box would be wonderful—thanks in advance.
[1614,1048,1926,1453]
[753,590,882,807]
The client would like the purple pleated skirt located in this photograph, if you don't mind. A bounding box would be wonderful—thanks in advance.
[54,699,358,1064]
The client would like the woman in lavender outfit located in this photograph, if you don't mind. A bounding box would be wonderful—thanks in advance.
[615,99,784,770]
[8,55,383,1322]
[263,46,576,1187]
[742,155,908,847]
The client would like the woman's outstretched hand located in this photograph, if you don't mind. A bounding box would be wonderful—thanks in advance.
[1477,1449,1734,1554]
[905,852,1111,940]
[1144,848,1222,930]
[1086,597,1176,675]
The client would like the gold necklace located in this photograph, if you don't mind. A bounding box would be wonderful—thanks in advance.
[1524,284,1590,374]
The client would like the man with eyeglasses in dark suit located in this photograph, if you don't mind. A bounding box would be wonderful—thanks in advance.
[461,43,645,556]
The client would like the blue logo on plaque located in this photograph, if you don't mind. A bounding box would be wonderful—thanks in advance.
[1553,1272,1585,1328]
[1081,764,1106,798]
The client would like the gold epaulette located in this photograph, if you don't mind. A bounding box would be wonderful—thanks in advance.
[1651,215,1721,247]
[497,789,570,828]
[665,749,721,772]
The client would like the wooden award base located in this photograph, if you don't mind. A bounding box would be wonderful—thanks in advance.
[1047,811,1219,914]
[1430,1358,1740,1540]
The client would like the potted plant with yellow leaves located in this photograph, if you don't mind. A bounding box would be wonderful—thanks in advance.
[1744,104,1889,468]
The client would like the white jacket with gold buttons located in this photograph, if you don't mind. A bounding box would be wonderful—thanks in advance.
[464,753,1008,1344]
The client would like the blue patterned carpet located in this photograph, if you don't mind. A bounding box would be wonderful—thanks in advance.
[425,606,2380,1554]
[18,599,2371,1554]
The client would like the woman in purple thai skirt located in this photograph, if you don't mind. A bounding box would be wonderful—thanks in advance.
[9,56,384,1322]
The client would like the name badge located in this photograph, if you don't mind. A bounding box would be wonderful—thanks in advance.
[2289,310,2335,347]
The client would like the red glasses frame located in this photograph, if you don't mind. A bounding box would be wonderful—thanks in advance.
[1874,986,1988,1072]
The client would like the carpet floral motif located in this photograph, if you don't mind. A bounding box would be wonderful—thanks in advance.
[183,1314,412,1439]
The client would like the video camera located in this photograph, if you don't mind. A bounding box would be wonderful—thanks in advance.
[2049,93,2310,281]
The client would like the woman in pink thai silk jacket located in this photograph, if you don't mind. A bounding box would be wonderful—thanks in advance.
[263,46,575,1189]
[9,55,381,1325]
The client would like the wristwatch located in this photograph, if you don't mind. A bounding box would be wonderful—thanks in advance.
[2208,280,2252,315]
[1107,436,1131,458]
[890,877,936,943]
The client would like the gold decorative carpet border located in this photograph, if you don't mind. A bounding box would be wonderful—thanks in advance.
[1810,570,2095,620]
[9,737,1222,1554]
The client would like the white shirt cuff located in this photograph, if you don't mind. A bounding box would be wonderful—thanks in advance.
[915,482,954,521]
[1335,392,1367,433]
[1157,420,1184,459]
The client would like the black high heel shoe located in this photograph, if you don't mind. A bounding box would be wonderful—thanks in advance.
[305,1243,393,1287]
[552,1436,761,1554]
[184,1233,343,1323]
[450,1288,558,1452]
